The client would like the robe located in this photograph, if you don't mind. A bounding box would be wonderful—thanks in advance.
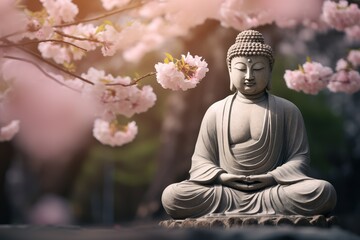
[162,93,337,219]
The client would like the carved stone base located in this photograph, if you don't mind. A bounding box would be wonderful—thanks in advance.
[159,215,337,229]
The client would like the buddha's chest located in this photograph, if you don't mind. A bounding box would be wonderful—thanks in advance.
[228,101,266,144]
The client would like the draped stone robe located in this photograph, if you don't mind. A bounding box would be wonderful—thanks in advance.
[162,93,336,219]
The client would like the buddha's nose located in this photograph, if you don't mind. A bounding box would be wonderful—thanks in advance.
[245,69,254,81]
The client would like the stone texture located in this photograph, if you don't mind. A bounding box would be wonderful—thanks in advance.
[159,215,337,229]
[0,223,359,240]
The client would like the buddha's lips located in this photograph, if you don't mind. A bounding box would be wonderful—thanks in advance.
[244,82,255,87]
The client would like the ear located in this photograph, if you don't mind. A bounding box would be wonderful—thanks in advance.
[266,80,271,91]
[228,65,236,92]
[266,73,272,91]
[230,81,236,92]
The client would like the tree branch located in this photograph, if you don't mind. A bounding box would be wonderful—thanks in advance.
[106,71,156,87]
[3,55,81,93]
[54,30,102,44]
[1,39,88,52]
[53,0,145,28]
[16,46,94,85]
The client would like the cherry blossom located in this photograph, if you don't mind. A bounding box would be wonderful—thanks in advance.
[284,61,333,95]
[60,24,99,60]
[0,120,20,141]
[327,58,360,94]
[38,42,71,64]
[347,50,360,68]
[345,26,360,42]
[219,0,323,30]
[321,0,360,31]
[328,70,360,94]
[155,53,209,91]
[80,67,157,119]
[101,0,131,11]
[40,0,79,24]
[284,70,308,93]
[93,119,138,147]
[96,24,121,56]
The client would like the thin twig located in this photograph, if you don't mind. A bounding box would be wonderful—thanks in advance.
[3,55,82,93]
[53,1,144,28]
[54,30,102,44]
[106,71,156,86]
[1,39,88,52]
[0,30,27,41]
[16,46,94,85]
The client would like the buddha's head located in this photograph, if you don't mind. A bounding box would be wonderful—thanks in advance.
[227,30,274,94]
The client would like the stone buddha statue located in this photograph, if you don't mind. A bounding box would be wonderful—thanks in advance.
[161,30,337,219]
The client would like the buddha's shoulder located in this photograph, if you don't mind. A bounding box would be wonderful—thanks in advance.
[202,96,231,121]
[271,94,302,115]
[206,96,230,113]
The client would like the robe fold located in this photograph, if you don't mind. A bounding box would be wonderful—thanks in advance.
[162,93,336,219]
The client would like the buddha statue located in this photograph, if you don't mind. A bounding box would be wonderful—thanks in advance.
[161,30,337,219]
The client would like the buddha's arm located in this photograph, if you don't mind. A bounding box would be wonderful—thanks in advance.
[189,102,226,183]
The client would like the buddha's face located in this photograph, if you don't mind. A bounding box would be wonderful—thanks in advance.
[229,56,271,96]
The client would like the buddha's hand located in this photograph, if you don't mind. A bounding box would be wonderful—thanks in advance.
[217,173,253,191]
[245,174,276,191]
[218,173,276,191]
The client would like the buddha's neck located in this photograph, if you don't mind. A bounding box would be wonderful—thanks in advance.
[236,91,267,104]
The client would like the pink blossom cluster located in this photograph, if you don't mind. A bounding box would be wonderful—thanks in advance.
[347,50,360,68]
[284,61,333,95]
[92,119,138,147]
[100,0,131,11]
[219,0,324,30]
[78,67,156,146]
[40,0,78,24]
[36,23,124,64]
[37,24,99,64]
[19,0,79,42]
[321,0,360,31]
[285,50,360,95]
[345,26,360,42]
[80,67,157,118]
[328,57,360,94]
[1,0,132,65]
[155,53,209,91]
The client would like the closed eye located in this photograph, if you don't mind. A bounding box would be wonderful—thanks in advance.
[253,67,264,71]
[234,67,246,71]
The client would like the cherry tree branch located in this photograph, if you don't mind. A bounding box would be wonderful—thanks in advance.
[0,30,27,41]
[0,39,88,52]
[54,30,102,44]
[3,55,81,93]
[53,0,145,28]
[16,46,94,85]
[106,71,156,86]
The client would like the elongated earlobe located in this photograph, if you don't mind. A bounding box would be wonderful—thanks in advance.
[266,82,271,91]
[230,81,236,92]
[228,65,235,92]
[266,76,272,91]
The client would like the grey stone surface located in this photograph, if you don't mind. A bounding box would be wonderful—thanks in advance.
[0,224,359,240]
[159,215,337,228]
